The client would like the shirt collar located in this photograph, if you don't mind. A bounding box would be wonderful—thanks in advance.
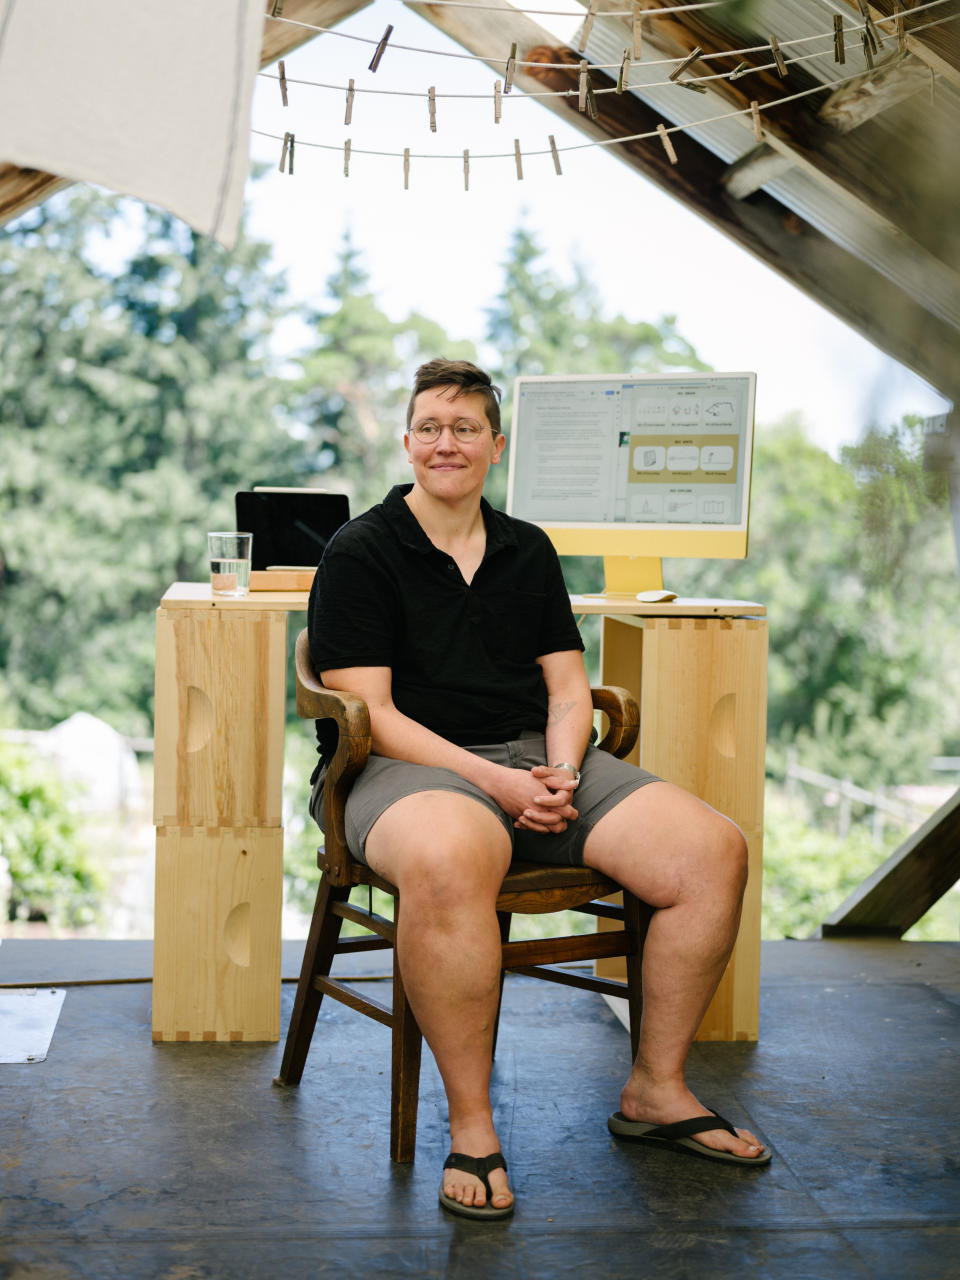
[384,484,518,557]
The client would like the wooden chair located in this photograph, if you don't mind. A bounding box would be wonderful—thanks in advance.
[275,628,651,1162]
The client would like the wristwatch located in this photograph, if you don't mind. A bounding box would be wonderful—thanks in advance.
[551,761,581,785]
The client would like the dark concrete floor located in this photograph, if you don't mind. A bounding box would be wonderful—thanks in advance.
[0,937,958,1280]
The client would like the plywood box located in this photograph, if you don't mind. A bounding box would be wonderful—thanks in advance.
[153,607,288,828]
[153,827,283,1043]
[637,616,768,831]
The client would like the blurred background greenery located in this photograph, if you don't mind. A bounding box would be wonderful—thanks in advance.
[1,189,957,940]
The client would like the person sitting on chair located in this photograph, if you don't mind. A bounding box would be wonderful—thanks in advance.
[307,357,771,1220]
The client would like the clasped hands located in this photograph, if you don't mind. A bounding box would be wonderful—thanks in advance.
[493,763,580,835]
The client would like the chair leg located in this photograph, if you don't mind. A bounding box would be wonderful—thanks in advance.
[275,874,348,1086]
[491,911,512,1062]
[623,893,653,1062]
[389,947,423,1163]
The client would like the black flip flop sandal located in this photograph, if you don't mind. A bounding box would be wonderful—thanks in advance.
[438,1151,515,1219]
[608,1109,772,1165]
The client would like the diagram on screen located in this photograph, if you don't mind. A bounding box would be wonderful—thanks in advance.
[706,400,735,418]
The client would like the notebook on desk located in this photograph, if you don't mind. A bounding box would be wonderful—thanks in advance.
[235,488,350,589]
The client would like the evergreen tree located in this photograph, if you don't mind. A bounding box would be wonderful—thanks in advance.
[0,189,297,734]
[295,231,476,512]
[486,224,707,387]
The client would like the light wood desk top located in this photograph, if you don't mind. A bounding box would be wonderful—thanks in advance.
[570,595,766,618]
[162,582,766,619]
[161,582,310,611]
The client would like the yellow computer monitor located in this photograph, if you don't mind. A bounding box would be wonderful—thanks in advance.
[506,371,757,597]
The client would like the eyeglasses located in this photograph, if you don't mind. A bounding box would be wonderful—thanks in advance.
[410,418,490,443]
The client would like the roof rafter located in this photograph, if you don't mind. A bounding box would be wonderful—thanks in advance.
[409,0,959,402]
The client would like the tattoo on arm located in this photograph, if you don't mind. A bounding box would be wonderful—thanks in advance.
[547,700,576,726]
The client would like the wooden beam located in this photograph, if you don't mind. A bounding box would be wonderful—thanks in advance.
[612,1,959,271]
[817,50,932,132]
[816,788,960,936]
[521,48,960,402]
[410,0,960,403]
[0,0,371,229]
[844,0,960,88]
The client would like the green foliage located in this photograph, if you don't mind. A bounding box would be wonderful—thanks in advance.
[0,738,102,927]
[295,231,478,512]
[0,189,297,736]
[841,415,952,589]
[762,786,957,941]
[664,416,960,787]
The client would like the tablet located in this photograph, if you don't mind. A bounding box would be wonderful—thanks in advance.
[234,489,350,570]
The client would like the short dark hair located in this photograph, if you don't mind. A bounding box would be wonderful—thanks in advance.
[407,359,503,436]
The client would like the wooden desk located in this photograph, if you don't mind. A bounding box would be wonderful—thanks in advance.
[572,595,768,1042]
[152,586,767,1044]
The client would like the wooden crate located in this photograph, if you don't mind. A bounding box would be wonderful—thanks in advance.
[597,613,768,1041]
[152,826,283,1043]
[153,607,288,828]
[637,616,768,832]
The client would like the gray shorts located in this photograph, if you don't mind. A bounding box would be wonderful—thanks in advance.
[310,732,660,868]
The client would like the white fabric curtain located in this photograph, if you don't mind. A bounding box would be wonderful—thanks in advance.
[0,0,264,247]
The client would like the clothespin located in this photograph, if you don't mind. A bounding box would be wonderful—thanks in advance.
[578,0,599,53]
[669,46,703,83]
[632,3,643,60]
[270,0,284,17]
[504,42,517,93]
[856,0,883,52]
[769,34,787,78]
[861,30,874,69]
[656,123,678,166]
[833,15,845,64]
[463,149,469,192]
[579,60,588,112]
[369,24,393,73]
[514,139,523,181]
[403,147,410,190]
[279,131,294,174]
[343,139,351,177]
[345,79,355,126]
[730,61,750,80]
[617,49,631,94]
[586,78,599,120]
[894,1,906,52]
[428,86,437,133]
[678,80,707,94]
[549,134,562,176]
[494,80,503,123]
[750,100,762,143]
[278,60,288,107]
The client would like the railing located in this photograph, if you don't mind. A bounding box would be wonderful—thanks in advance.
[785,748,930,839]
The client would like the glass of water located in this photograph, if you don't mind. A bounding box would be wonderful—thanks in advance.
[208,532,253,598]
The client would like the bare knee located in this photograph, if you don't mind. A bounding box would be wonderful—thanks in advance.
[720,817,749,898]
[398,842,504,916]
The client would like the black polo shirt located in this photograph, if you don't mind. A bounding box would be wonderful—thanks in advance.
[307,484,584,747]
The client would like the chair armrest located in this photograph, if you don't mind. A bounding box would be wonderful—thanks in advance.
[294,629,372,885]
[591,686,640,760]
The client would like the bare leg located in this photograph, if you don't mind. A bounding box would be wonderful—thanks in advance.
[364,790,515,1208]
[584,781,766,1159]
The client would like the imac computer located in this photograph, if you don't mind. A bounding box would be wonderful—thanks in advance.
[506,371,757,599]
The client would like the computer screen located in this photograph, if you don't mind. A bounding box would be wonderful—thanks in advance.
[506,372,757,595]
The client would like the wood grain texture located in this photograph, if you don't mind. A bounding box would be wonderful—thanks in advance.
[152,826,283,1042]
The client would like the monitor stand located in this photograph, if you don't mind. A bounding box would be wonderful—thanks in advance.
[604,554,674,598]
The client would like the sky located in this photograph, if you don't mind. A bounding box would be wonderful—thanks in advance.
[244,0,951,457]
